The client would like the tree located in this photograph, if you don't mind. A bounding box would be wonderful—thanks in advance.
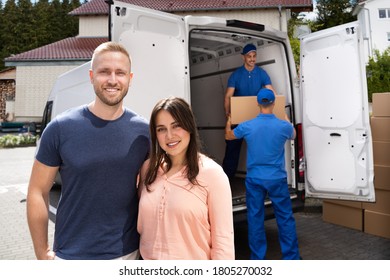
[60,0,79,38]
[316,0,358,30]
[0,0,81,70]
[1,0,19,56]
[15,0,35,51]
[0,1,4,62]
[33,0,55,47]
[366,48,390,102]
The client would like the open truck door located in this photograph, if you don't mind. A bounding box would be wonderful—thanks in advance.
[110,1,303,220]
[300,21,375,202]
[111,1,189,119]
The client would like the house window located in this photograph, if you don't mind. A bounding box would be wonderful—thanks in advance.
[378,8,390,19]
[388,32,390,42]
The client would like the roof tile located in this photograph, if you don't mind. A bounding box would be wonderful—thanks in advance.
[7,0,312,62]
[70,0,313,15]
[5,37,108,62]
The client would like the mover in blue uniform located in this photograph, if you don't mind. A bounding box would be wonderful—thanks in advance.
[223,43,276,179]
[225,88,300,260]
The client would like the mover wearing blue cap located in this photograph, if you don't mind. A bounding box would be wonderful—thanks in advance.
[257,88,275,105]
[222,43,276,180]
[241,43,257,55]
[225,88,300,260]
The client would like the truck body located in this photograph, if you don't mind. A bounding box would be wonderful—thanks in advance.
[40,1,375,220]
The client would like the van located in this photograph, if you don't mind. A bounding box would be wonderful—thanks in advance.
[40,1,375,221]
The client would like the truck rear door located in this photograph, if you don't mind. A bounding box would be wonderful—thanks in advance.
[111,1,189,119]
[300,21,375,202]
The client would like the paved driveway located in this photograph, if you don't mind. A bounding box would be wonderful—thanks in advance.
[0,147,55,260]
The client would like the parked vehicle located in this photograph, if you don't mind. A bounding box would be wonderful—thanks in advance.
[0,121,40,135]
[39,1,375,221]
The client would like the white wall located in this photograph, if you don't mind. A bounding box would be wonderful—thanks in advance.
[359,0,390,58]
[14,65,83,121]
[78,16,109,37]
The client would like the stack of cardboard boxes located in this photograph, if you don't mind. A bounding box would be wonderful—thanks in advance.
[364,92,390,238]
[323,92,390,239]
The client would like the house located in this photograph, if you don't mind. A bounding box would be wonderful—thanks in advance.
[3,0,312,123]
[354,0,390,61]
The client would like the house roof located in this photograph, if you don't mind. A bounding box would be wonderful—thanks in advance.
[0,68,16,80]
[5,0,312,64]
[70,0,313,15]
[4,37,108,63]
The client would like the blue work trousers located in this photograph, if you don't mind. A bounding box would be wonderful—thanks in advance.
[245,177,300,260]
[222,138,243,179]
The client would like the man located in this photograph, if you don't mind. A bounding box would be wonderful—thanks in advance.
[225,88,300,260]
[26,42,150,260]
[223,43,276,179]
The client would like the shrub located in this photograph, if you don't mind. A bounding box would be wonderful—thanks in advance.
[366,47,390,102]
[0,133,38,148]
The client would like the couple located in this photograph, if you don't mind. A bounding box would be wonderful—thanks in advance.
[26,42,234,260]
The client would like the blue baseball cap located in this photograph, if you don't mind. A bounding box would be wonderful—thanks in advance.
[257,88,275,105]
[241,43,257,55]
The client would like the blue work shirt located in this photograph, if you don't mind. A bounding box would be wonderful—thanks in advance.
[227,65,272,96]
[233,114,294,180]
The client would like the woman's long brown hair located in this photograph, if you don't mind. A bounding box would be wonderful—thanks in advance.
[144,97,202,189]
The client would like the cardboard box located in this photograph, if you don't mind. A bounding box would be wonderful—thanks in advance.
[322,201,363,231]
[374,164,390,191]
[364,210,390,239]
[323,199,362,209]
[373,141,390,166]
[370,117,390,141]
[372,92,390,117]
[230,95,285,124]
[363,189,390,214]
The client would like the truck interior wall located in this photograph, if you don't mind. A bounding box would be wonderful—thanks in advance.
[190,66,229,165]
[256,42,291,102]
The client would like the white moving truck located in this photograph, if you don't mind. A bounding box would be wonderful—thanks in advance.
[40,1,375,220]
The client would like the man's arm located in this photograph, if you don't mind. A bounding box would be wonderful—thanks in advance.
[284,113,296,140]
[265,84,277,96]
[26,159,58,260]
[225,116,237,140]
[224,87,235,117]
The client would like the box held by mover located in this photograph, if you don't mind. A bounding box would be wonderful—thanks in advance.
[230,95,286,124]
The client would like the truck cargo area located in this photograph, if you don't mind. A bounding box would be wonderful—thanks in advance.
[187,27,302,218]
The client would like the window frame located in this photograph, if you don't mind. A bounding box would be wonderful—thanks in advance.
[378,8,390,19]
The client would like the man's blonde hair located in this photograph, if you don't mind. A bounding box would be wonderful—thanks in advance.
[91,42,132,70]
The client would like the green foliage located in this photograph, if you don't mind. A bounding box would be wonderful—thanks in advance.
[289,37,300,72]
[0,133,37,148]
[366,48,390,102]
[287,13,321,71]
[0,0,81,70]
[316,0,357,31]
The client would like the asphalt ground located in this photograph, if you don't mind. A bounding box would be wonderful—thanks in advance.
[0,147,389,260]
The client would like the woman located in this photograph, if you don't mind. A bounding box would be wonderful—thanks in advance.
[138,97,235,260]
